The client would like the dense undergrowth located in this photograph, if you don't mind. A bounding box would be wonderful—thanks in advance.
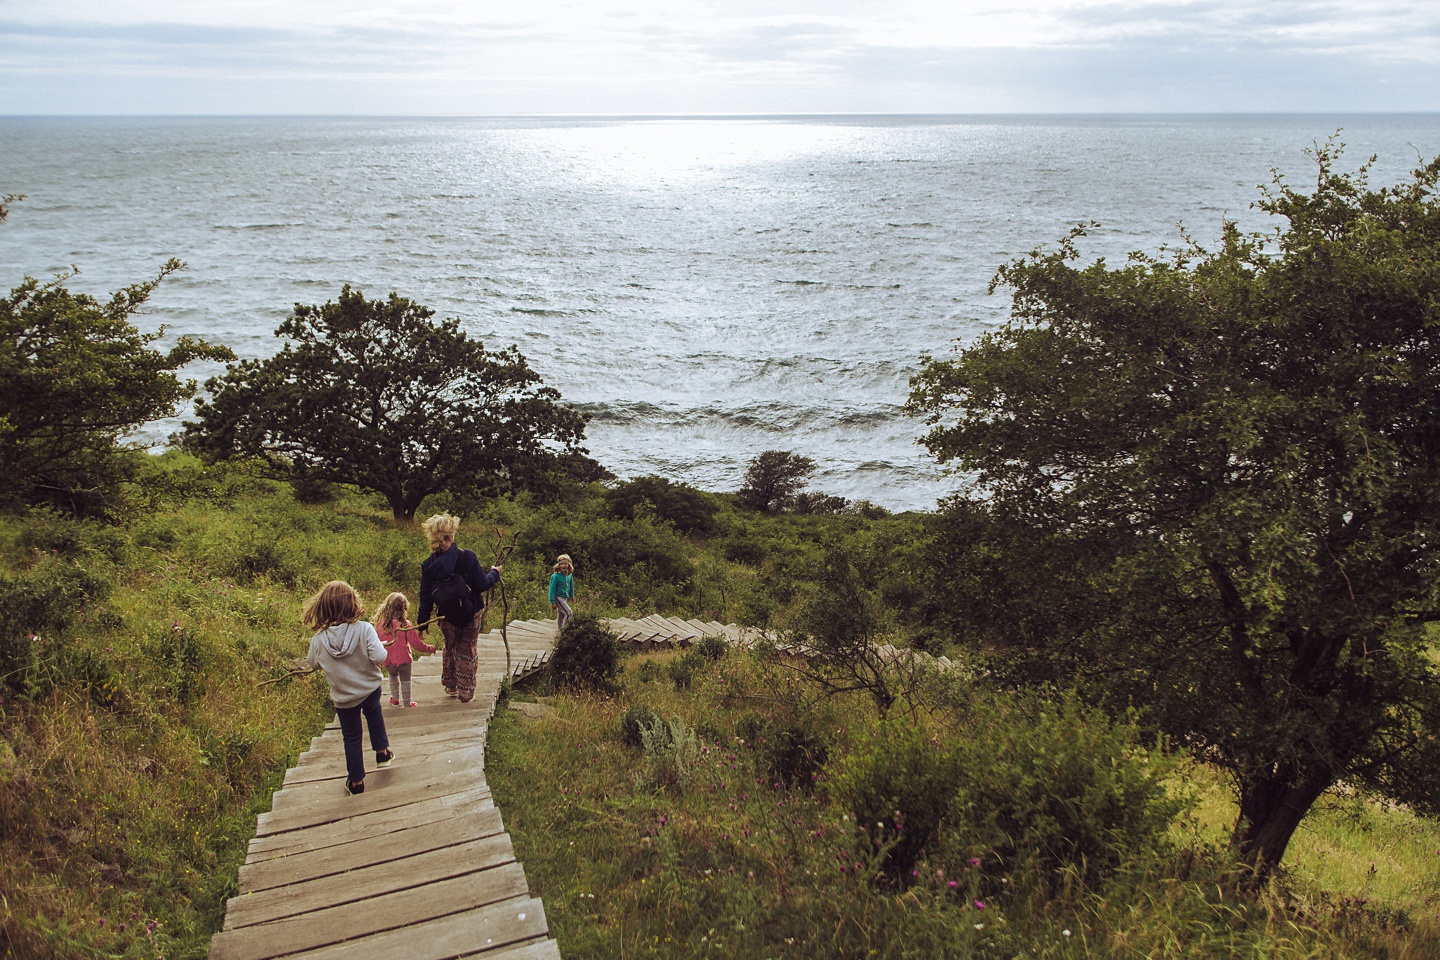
[2,451,1438,958]
[489,645,1440,959]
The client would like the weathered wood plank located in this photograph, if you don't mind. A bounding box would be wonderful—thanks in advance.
[245,785,493,863]
[238,806,505,893]
[282,896,548,960]
[223,833,515,930]
[210,863,530,960]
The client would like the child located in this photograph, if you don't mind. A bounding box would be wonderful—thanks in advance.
[304,580,394,796]
[549,553,576,633]
[373,591,435,708]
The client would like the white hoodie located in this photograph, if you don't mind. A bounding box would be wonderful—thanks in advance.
[306,620,387,708]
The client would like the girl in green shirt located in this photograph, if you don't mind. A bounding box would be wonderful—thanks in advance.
[549,554,575,633]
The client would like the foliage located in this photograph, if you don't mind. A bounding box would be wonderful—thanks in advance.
[183,285,588,519]
[909,144,1440,877]
[606,475,720,535]
[0,218,233,515]
[830,716,963,877]
[635,715,701,792]
[620,704,663,749]
[548,612,620,691]
[735,450,816,513]
[488,645,1440,960]
[0,557,110,694]
[695,633,728,661]
[941,692,1182,889]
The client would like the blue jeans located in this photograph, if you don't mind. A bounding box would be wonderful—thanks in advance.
[335,686,389,785]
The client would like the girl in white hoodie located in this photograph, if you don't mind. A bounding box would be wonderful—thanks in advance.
[304,581,393,795]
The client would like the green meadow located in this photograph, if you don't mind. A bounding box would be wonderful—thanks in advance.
[1,454,1438,958]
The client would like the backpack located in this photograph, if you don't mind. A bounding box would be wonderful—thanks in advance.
[431,572,477,626]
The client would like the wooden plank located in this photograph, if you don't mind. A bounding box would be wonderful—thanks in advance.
[245,786,493,862]
[283,896,548,960]
[268,743,486,809]
[257,763,488,836]
[238,806,505,893]
[286,728,485,783]
[210,864,532,960]
[223,833,516,930]
[458,940,561,960]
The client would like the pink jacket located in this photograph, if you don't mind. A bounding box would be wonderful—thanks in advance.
[378,620,435,668]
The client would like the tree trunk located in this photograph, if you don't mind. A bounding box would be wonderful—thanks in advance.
[1231,769,1331,881]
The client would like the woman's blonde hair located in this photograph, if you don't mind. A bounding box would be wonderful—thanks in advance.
[302,581,364,630]
[554,553,574,571]
[421,513,460,550]
[373,591,409,631]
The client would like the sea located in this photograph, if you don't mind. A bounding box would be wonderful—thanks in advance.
[3,114,1439,512]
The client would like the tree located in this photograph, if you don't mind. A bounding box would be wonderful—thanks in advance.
[736,449,816,512]
[907,145,1440,880]
[183,286,588,520]
[1,196,233,514]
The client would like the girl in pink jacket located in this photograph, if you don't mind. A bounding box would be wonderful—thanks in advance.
[373,592,436,707]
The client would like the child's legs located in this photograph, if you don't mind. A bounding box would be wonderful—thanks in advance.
[335,699,367,784]
[397,661,413,703]
[556,597,572,633]
[386,664,401,700]
[358,686,389,754]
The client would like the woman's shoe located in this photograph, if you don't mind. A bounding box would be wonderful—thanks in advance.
[345,779,364,795]
[375,748,394,768]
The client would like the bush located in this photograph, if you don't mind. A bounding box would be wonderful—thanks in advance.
[0,560,110,694]
[620,704,663,748]
[764,721,829,792]
[667,650,706,690]
[695,634,728,661]
[830,718,963,878]
[636,715,700,792]
[941,692,1181,888]
[606,476,720,535]
[549,612,619,691]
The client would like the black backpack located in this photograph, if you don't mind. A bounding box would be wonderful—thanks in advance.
[431,572,477,626]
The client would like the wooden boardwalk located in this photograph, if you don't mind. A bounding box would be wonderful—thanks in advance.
[211,612,944,959]
[210,619,560,960]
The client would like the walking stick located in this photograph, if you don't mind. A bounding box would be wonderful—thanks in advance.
[490,529,520,678]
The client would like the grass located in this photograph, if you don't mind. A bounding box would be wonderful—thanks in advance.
[3,454,1440,958]
[488,646,1440,960]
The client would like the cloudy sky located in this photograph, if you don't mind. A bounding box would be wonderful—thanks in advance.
[2,0,1438,114]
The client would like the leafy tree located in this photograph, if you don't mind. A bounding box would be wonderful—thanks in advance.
[736,449,816,512]
[1,197,233,514]
[184,286,588,520]
[908,145,1440,879]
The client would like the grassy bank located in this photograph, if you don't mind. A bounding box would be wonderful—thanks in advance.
[2,454,1438,958]
[488,647,1440,959]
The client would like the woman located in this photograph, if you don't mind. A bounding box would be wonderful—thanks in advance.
[417,513,501,703]
[549,553,576,633]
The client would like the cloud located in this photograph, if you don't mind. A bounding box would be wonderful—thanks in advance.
[1,0,1437,112]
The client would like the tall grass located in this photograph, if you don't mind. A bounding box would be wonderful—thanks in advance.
[487,647,1440,960]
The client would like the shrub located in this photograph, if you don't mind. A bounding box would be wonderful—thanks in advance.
[941,692,1182,888]
[830,717,963,878]
[549,612,619,691]
[695,634,728,661]
[621,704,663,748]
[667,650,704,690]
[0,561,110,694]
[636,715,700,792]
[764,721,829,791]
[606,475,720,535]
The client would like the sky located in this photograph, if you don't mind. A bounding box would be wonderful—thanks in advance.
[2,1,1438,115]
